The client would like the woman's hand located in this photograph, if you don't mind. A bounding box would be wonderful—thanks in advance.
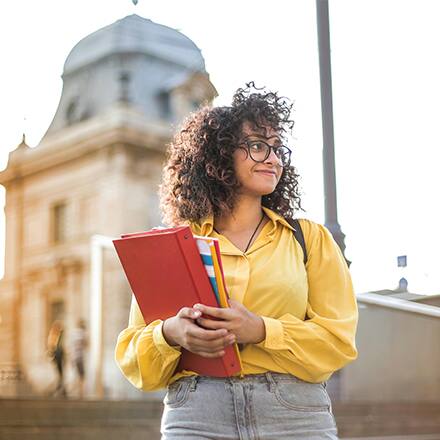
[193,299,266,345]
[162,307,236,358]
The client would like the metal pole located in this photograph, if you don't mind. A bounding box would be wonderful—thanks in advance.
[316,0,350,266]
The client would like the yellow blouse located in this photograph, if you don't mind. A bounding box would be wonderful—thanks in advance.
[114,206,358,392]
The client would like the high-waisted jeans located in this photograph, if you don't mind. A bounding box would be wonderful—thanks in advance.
[161,372,338,439]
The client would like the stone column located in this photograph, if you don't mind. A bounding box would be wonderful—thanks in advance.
[0,178,26,396]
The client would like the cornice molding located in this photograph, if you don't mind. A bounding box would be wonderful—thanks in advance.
[0,104,173,185]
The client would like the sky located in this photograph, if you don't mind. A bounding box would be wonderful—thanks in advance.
[0,0,439,295]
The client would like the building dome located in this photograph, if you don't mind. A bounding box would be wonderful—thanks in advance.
[64,14,205,74]
[42,14,214,139]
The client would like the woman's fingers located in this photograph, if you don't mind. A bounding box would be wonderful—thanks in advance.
[193,303,233,319]
[196,350,226,359]
[184,323,236,353]
[188,335,235,353]
[177,307,201,320]
[188,331,236,348]
[188,325,228,341]
[195,317,228,330]
[175,309,237,355]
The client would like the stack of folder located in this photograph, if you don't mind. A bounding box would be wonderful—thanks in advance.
[113,225,242,377]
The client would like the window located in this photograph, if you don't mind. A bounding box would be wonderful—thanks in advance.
[47,300,65,340]
[158,91,171,119]
[52,202,67,243]
[49,300,65,324]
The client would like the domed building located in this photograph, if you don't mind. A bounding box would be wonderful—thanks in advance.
[45,14,213,136]
[0,14,217,399]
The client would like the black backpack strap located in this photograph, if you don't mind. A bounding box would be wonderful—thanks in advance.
[285,218,308,266]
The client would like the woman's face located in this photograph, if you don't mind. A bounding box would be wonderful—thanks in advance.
[232,121,284,197]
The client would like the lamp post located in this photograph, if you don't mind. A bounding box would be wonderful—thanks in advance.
[316,0,350,266]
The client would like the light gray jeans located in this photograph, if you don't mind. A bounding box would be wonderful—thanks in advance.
[161,372,338,439]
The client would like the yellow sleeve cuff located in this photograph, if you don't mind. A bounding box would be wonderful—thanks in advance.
[152,321,182,356]
[255,316,287,350]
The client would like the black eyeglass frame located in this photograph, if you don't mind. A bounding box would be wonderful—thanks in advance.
[238,139,292,167]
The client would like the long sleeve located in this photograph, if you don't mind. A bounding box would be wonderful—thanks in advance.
[255,219,358,383]
[114,295,182,391]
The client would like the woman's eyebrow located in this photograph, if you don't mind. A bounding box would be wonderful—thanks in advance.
[245,134,282,143]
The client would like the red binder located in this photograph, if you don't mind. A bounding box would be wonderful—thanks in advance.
[113,226,241,377]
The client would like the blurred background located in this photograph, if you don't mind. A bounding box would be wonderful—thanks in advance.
[0,1,439,439]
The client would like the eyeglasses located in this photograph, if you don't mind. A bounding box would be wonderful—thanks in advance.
[238,139,292,167]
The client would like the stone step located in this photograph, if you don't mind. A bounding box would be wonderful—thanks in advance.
[344,436,440,440]
[1,399,440,439]
[0,425,161,440]
[0,398,162,427]
[332,402,440,437]
[333,402,440,416]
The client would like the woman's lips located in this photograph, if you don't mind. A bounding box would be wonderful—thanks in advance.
[256,170,276,177]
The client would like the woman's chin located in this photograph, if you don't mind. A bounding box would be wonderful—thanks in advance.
[254,185,278,196]
[260,182,278,193]
[239,182,278,197]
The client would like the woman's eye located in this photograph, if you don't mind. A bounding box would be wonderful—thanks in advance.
[250,142,265,151]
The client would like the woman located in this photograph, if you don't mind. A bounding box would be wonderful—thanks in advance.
[115,83,358,439]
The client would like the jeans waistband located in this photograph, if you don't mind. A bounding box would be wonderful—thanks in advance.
[177,372,312,387]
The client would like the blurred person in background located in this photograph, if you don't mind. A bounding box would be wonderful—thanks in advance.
[47,320,67,398]
[70,318,88,399]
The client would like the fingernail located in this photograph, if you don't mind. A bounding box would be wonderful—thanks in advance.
[193,310,201,317]
[193,304,201,309]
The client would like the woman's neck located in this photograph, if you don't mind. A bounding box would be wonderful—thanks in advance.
[214,196,264,234]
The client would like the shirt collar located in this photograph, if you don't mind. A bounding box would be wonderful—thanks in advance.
[262,206,296,234]
[191,206,295,237]
[190,214,214,236]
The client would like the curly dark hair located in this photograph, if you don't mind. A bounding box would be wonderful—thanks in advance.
[159,82,303,227]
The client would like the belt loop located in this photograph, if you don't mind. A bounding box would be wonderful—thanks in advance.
[189,375,199,392]
[265,372,276,392]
